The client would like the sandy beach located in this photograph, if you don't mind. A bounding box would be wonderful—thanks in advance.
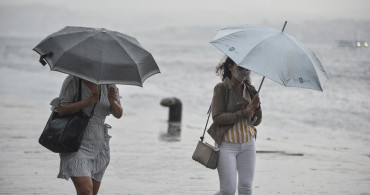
[1,38,370,194]
[1,93,370,194]
[0,9,370,194]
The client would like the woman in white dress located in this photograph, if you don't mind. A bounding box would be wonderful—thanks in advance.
[51,75,123,195]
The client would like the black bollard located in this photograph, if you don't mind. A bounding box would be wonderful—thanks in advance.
[160,97,182,138]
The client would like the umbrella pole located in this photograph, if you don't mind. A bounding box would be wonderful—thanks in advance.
[257,76,265,93]
[257,21,286,94]
[282,21,287,32]
[253,21,287,125]
[250,76,265,125]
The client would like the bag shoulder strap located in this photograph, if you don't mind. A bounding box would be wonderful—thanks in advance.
[77,78,96,117]
[200,82,229,142]
[77,78,82,101]
[223,82,229,111]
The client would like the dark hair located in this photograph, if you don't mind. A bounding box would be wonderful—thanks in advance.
[216,56,235,81]
[215,56,251,84]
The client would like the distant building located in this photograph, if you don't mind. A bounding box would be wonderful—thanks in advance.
[338,40,368,48]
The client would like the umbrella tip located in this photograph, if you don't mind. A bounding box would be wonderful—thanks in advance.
[282,21,288,32]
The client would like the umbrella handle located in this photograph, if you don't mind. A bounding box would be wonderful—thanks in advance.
[249,117,258,125]
[39,55,47,66]
[39,52,53,66]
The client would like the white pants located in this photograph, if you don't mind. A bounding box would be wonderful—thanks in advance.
[215,140,256,195]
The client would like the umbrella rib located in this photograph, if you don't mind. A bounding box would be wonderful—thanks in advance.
[43,31,90,45]
[309,51,328,90]
[239,33,288,87]
[284,35,328,91]
[50,32,101,67]
[211,28,277,42]
[108,35,160,85]
[107,34,138,64]
[103,30,144,48]
[98,34,104,85]
[240,32,281,65]
[115,33,144,49]
[36,27,90,46]
[109,32,150,55]
[35,31,93,56]
[107,33,151,80]
[106,33,143,84]
[136,54,161,85]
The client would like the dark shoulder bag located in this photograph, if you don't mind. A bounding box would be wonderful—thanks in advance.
[39,79,96,153]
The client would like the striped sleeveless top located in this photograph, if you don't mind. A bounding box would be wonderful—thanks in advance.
[222,85,256,143]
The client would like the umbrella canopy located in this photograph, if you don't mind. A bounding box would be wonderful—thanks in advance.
[33,26,160,86]
[210,22,328,91]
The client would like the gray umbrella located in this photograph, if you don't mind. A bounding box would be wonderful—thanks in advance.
[33,26,160,86]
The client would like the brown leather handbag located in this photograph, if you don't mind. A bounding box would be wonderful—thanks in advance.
[192,106,219,169]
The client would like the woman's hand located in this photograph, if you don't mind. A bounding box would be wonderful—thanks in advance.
[246,105,255,118]
[86,91,100,105]
[251,95,260,109]
[245,95,260,118]
[108,86,117,104]
[108,86,122,118]
[58,91,98,117]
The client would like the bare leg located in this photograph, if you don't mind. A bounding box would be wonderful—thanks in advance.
[71,177,93,195]
[92,179,101,195]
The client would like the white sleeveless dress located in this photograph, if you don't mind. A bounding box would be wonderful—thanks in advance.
[50,75,119,181]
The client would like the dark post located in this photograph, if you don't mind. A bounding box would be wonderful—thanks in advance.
[160,97,182,137]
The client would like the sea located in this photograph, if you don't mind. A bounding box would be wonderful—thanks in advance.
[0,21,369,194]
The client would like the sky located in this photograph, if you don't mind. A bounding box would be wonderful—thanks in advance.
[0,0,369,37]
[2,0,369,19]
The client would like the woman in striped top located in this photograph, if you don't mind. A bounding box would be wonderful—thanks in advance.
[208,57,262,195]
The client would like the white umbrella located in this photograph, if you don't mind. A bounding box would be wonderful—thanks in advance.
[210,21,328,92]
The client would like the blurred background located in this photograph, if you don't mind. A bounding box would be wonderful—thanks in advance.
[0,0,369,194]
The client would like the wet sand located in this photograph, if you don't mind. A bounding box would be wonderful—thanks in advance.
[1,95,370,195]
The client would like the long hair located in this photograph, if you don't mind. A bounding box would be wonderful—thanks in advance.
[216,56,251,84]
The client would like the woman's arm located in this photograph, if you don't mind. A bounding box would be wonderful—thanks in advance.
[211,83,251,125]
[110,100,123,119]
[58,91,99,116]
[108,86,123,119]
